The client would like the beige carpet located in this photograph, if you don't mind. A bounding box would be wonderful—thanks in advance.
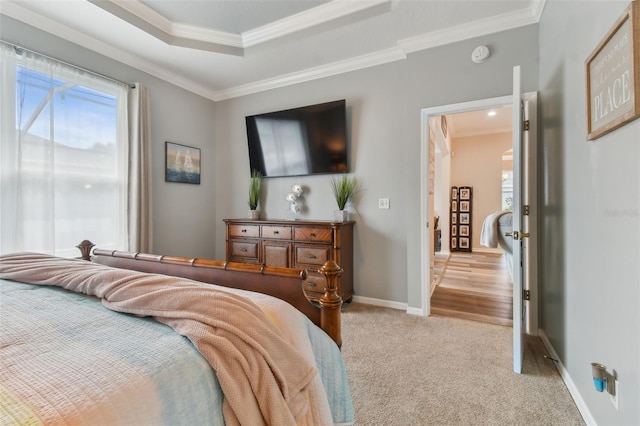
[341,303,584,425]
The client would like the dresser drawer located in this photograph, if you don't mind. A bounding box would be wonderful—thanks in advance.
[262,241,291,268]
[294,227,332,242]
[294,244,330,268]
[228,224,260,238]
[229,240,259,262]
[261,225,292,240]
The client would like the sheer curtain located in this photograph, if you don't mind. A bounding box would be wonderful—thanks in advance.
[0,42,130,257]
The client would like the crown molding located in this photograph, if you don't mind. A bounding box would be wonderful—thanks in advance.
[242,0,391,48]
[398,3,541,53]
[88,0,391,53]
[103,0,244,48]
[213,47,406,101]
[531,0,547,23]
[87,0,244,55]
[1,1,219,101]
[215,1,544,100]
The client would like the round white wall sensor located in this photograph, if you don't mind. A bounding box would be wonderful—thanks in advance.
[471,45,490,63]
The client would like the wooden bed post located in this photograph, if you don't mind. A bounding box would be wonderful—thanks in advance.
[318,260,343,349]
[76,240,95,261]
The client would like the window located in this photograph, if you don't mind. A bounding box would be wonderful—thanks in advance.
[1,43,129,257]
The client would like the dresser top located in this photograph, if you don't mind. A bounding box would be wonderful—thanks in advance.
[224,218,355,226]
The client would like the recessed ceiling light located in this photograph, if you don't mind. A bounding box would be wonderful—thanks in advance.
[487,110,497,117]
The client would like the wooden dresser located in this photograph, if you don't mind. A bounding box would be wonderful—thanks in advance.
[224,219,354,302]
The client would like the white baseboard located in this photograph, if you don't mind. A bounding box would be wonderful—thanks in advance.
[406,306,425,316]
[350,295,407,311]
[538,329,595,426]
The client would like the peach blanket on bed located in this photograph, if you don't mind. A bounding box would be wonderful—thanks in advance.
[0,253,330,426]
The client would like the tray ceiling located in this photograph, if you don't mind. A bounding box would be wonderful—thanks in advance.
[1,0,545,100]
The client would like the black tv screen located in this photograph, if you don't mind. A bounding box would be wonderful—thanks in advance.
[245,99,348,177]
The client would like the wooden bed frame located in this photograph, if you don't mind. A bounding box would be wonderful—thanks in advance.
[77,240,343,347]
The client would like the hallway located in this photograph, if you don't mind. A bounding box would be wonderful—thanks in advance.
[431,251,512,326]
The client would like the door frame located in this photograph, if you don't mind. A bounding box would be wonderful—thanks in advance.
[417,93,538,335]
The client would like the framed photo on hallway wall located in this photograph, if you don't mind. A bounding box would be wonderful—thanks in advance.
[450,186,473,252]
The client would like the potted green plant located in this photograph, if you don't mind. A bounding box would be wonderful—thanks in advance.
[248,170,262,219]
[330,174,358,222]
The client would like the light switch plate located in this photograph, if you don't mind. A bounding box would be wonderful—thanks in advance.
[378,198,390,209]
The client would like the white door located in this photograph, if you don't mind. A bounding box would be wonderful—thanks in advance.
[511,66,525,373]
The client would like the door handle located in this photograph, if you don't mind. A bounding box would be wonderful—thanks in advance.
[506,231,530,240]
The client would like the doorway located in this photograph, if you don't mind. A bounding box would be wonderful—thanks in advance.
[430,106,514,326]
[419,93,538,334]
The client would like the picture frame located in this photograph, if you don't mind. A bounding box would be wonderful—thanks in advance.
[459,225,469,236]
[451,201,458,212]
[459,238,469,249]
[459,213,470,224]
[451,214,457,224]
[165,142,201,184]
[451,238,457,249]
[451,226,457,236]
[460,188,471,200]
[460,201,470,212]
[586,1,640,140]
[451,187,458,200]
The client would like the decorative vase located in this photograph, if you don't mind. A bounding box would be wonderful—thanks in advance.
[333,209,348,222]
[248,209,260,220]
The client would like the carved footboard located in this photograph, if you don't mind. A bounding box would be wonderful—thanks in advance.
[77,241,343,347]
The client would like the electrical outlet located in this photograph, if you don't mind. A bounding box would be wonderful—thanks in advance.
[378,198,390,209]
[610,379,619,410]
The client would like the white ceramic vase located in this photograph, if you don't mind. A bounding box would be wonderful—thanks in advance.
[333,210,348,222]
[248,209,260,220]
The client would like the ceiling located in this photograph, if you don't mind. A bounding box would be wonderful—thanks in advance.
[2,1,544,102]
[446,105,513,138]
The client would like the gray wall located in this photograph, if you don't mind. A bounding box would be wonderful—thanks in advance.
[538,1,640,424]
[1,16,218,259]
[213,25,539,306]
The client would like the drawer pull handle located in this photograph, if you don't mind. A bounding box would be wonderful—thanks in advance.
[240,248,248,252]
[241,229,247,233]
[307,254,317,259]
[274,230,279,234]
[306,282,316,287]
[310,233,316,237]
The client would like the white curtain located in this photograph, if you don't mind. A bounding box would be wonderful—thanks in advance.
[0,42,129,257]
[127,84,152,253]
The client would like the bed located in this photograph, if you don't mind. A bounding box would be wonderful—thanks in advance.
[0,241,354,426]
[480,211,514,281]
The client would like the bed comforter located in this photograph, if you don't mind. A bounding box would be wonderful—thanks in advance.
[0,253,354,426]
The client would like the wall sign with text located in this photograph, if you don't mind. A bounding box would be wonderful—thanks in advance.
[586,1,640,140]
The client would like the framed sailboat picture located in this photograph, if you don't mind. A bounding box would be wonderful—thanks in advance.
[165,142,201,184]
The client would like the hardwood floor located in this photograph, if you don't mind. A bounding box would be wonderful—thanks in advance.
[431,251,513,327]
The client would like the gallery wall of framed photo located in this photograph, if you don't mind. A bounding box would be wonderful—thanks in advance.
[450,186,472,252]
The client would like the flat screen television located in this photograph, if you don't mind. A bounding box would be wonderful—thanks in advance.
[245,99,348,177]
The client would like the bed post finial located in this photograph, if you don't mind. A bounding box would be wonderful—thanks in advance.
[76,240,95,261]
[319,260,343,349]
